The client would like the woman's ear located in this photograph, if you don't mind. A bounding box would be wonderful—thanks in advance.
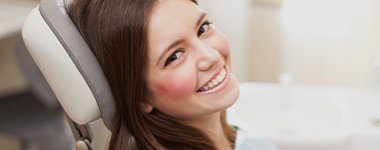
[140,101,154,114]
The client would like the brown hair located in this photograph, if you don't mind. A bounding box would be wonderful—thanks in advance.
[66,0,236,149]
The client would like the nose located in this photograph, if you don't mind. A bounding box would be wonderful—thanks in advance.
[195,42,220,71]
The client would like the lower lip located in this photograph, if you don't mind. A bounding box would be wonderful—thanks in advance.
[197,67,229,94]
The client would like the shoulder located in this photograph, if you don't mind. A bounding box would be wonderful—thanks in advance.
[235,129,279,150]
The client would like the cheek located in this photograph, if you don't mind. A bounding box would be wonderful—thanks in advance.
[151,71,196,100]
[210,31,231,57]
[217,37,230,56]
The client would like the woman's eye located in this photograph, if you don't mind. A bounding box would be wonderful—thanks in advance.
[165,50,184,66]
[197,21,212,36]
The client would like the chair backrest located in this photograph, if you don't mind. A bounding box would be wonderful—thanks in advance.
[22,0,115,131]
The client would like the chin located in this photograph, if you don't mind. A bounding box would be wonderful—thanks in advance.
[225,76,240,108]
[217,74,240,111]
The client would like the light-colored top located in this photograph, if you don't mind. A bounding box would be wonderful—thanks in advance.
[235,129,278,150]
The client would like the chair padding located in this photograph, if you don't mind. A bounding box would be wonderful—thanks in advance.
[22,0,115,130]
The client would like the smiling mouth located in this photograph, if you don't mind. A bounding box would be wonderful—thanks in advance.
[197,68,227,92]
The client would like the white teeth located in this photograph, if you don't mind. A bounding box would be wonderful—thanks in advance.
[212,79,218,85]
[216,75,222,82]
[221,69,226,76]
[203,85,209,90]
[199,68,227,92]
[208,82,214,88]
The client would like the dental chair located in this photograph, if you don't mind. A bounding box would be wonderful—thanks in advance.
[22,0,115,149]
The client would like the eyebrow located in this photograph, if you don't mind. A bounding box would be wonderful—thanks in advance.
[156,12,207,66]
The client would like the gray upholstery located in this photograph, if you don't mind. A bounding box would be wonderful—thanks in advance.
[39,0,115,130]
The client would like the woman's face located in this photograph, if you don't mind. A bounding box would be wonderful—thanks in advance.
[146,0,239,120]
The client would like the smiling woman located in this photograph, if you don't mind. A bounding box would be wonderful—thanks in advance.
[66,0,239,149]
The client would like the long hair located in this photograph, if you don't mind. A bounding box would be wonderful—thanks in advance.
[66,0,236,149]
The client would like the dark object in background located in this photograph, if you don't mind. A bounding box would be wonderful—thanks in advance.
[0,92,72,150]
[0,37,74,150]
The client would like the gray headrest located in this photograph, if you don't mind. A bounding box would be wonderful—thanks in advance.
[39,0,115,130]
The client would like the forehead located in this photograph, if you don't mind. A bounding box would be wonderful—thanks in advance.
[148,0,202,60]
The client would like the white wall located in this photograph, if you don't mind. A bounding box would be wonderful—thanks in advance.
[280,0,380,87]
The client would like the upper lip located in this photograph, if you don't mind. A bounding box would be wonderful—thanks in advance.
[197,67,225,91]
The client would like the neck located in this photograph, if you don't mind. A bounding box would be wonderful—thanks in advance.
[179,112,232,150]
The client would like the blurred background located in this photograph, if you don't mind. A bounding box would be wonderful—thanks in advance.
[199,0,380,150]
[200,0,380,87]
[1,0,380,149]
